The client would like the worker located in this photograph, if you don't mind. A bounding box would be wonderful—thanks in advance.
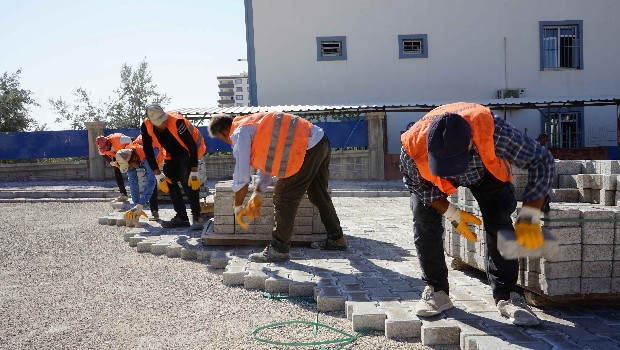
[141,104,207,230]
[95,133,132,203]
[208,112,347,263]
[114,136,161,222]
[536,133,549,147]
[400,102,555,326]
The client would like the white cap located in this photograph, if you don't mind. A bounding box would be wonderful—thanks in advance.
[146,104,168,126]
[115,149,133,173]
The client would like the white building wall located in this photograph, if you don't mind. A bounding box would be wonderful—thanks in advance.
[249,0,620,151]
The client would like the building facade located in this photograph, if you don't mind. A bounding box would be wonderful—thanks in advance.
[217,72,250,108]
[244,0,620,153]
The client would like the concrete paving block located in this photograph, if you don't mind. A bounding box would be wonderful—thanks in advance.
[136,240,155,253]
[545,226,581,245]
[581,278,611,294]
[383,307,421,339]
[544,208,581,227]
[210,251,231,269]
[107,217,118,225]
[196,248,212,261]
[316,286,345,312]
[351,302,386,332]
[115,218,127,227]
[558,175,578,188]
[541,260,581,279]
[582,244,613,261]
[521,272,541,291]
[550,189,579,203]
[556,161,583,175]
[582,229,615,245]
[421,318,460,346]
[541,277,581,296]
[289,281,316,297]
[613,278,620,293]
[603,175,618,190]
[581,261,612,278]
[593,189,616,206]
[97,217,109,225]
[580,208,615,229]
[122,231,135,242]
[466,335,532,350]
[590,175,605,190]
[615,246,620,261]
[598,160,620,175]
[222,268,248,286]
[549,244,581,262]
[579,188,593,203]
[165,244,183,258]
[128,235,147,247]
[265,276,290,293]
[150,242,171,255]
[181,247,198,260]
[244,270,269,290]
[576,174,593,188]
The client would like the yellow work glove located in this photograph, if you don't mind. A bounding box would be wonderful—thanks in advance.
[235,205,250,230]
[444,203,482,242]
[514,206,544,249]
[246,191,263,218]
[156,173,172,193]
[110,161,120,168]
[188,171,201,191]
[124,204,148,227]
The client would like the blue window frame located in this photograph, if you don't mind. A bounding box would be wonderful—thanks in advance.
[398,34,428,59]
[541,107,584,148]
[316,36,347,61]
[539,20,583,70]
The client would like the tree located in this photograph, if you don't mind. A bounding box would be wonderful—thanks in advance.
[0,69,42,132]
[49,58,170,130]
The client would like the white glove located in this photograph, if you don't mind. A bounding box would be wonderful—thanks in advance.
[130,204,144,215]
[234,205,243,214]
[516,206,542,224]
[444,203,461,223]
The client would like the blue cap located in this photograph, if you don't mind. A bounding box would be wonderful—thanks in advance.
[426,113,472,177]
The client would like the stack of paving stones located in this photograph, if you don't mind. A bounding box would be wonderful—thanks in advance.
[445,160,620,302]
[204,180,326,245]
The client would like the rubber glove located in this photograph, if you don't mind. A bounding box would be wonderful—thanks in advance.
[444,203,482,242]
[125,204,148,220]
[246,191,263,218]
[235,205,250,229]
[188,171,201,191]
[156,173,172,193]
[514,206,544,249]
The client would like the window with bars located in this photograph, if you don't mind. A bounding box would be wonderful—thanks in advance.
[398,34,428,59]
[542,109,584,148]
[540,21,583,70]
[316,36,347,61]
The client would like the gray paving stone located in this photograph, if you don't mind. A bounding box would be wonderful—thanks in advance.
[165,244,182,258]
[421,318,460,345]
[582,261,613,278]
[351,302,385,332]
[222,268,248,286]
[180,247,198,260]
[209,251,231,269]
[583,244,614,261]
[150,242,170,255]
[244,269,269,290]
[128,235,147,247]
[195,248,212,261]
[264,276,290,293]
[316,286,345,312]
[136,240,155,253]
[288,281,315,297]
[382,307,421,339]
[541,260,581,279]
[541,278,581,296]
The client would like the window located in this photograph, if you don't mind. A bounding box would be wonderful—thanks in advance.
[235,95,243,100]
[542,108,584,148]
[235,79,243,84]
[236,103,244,107]
[398,34,428,59]
[540,21,583,70]
[316,36,347,61]
[236,87,243,92]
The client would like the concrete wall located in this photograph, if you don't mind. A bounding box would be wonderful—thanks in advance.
[249,0,620,147]
[0,161,90,181]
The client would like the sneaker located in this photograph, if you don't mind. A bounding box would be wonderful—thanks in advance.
[161,216,190,228]
[111,194,129,202]
[310,238,347,251]
[191,215,207,230]
[149,211,160,221]
[248,245,290,263]
[497,292,540,326]
[415,285,454,317]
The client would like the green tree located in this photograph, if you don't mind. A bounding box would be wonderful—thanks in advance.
[49,58,170,130]
[0,69,42,132]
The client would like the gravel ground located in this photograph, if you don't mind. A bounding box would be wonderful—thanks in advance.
[0,202,456,350]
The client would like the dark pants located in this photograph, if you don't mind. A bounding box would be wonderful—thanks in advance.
[113,166,127,196]
[271,136,343,253]
[149,187,158,212]
[411,172,518,302]
[163,153,200,220]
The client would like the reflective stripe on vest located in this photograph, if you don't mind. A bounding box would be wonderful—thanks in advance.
[144,112,206,159]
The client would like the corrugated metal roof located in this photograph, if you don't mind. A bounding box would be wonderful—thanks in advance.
[174,95,620,117]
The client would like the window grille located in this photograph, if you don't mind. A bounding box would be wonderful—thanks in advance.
[541,22,582,70]
[548,111,583,148]
[321,41,342,56]
[402,39,423,55]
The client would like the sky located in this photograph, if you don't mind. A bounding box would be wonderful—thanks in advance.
[0,0,248,130]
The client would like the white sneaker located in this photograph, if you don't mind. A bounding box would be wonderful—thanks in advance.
[111,194,129,202]
[497,292,540,326]
[415,286,454,317]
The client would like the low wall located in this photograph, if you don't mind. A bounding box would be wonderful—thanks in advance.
[0,161,90,181]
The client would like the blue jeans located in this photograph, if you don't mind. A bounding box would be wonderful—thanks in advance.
[127,161,157,211]
[411,172,518,302]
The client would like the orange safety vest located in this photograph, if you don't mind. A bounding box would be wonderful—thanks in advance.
[102,133,130,158]
[143,112,206,160]
[401,102,512,196]
[124,138,165,168]
[228,112,313,178]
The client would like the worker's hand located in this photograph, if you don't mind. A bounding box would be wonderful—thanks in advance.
[514,206,544,249]
[235,206,250,229]
[156,173,172,193]
[188,171,201,191]
[110,161,119,168]
[124,204,148,221]
[444,203,482,242]
[246,191,263,218]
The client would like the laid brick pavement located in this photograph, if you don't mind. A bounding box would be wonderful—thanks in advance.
[104,197,620,349]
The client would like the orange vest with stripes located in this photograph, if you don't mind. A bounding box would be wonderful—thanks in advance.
[229,112,313,178]
[125,135,164,167]
[401,102,512,196]
[102,133,130,158]
[143,112,206,160]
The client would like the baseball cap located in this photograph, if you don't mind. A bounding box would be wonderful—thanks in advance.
[146,104,168,126]
[115,149,133,173]
[95,136,108,154]
[426,113,472,177]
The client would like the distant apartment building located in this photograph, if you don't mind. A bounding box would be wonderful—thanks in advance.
[217,72,250,107]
